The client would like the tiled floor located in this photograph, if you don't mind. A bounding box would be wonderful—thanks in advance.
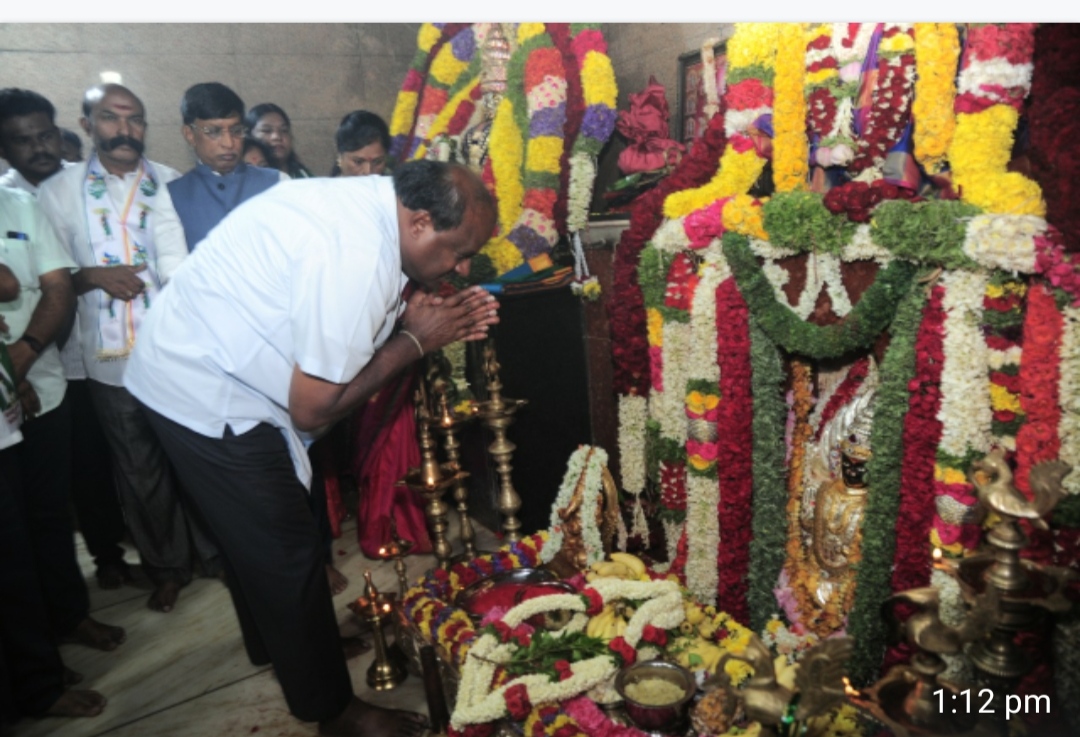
[8,514,499,737]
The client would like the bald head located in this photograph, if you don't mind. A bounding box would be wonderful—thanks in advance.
[82,83,144,119]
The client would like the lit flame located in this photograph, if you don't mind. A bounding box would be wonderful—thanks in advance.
[842,677,860,698]
[932,547,942,563]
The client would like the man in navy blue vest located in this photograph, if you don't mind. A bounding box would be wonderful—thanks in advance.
[167,83,282,251]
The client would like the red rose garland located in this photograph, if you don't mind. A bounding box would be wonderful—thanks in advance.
[813,356,871,441]
[1014,283,1063,564]
[609,108,728,397]
[889,284,945,635]
[548,23,587,235]
[714,277,753,623]
[823,179,920,223]
[849,25,916,176]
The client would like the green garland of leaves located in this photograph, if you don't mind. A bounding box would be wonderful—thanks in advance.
[846,273,927,685]
[723,233,919,359]
[747,314,790,634]
[869,199,982,269]
[762,192,856,254]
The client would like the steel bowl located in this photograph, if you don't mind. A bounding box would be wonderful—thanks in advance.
[614,659,697,734]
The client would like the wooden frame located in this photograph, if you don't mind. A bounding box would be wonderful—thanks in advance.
[676,43,727,146]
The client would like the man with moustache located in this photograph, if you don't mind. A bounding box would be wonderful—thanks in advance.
[0,87,133,592]
[166,82,283,251]
[38,84,208,614]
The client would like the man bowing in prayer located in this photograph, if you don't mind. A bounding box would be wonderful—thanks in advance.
[125,160,498,737]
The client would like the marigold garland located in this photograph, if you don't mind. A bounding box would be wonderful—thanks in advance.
[911,23,959,174]
[772,22,810,192]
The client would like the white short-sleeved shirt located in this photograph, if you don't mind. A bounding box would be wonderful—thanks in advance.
[37,157,186,386]
[0,253,24,450]
[0,186,78,417]
[125,176,408,487]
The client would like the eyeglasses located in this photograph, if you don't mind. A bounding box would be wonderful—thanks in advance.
[189,124,246,141]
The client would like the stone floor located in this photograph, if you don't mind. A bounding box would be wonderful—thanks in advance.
[7,514,499,737]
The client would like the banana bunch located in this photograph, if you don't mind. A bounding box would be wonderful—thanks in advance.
[671,636,725,672]
[584,552,651,582]
[585,603,628,641]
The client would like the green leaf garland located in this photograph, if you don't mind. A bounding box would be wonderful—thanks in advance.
[762,191,856,254]
[747,314,790,634]
[723,233,919,359]
[846,273,927,685]
[869,199,982,269]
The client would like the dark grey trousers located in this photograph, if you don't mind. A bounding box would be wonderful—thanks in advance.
[86,380,218,585]
[140,405,353,723]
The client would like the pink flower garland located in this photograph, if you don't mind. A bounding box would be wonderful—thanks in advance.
[564,696,652,737]
[714,277,753,622]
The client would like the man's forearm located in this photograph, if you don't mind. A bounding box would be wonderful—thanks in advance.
[25,270,75,347]
[289,332,423,432]
[72,268,99,296]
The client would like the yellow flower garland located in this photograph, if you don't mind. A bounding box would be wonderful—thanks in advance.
[581,52,617,107]
[646,308,664,348]
[517,23,545,44]
[772,22,809,193]
[722,195,768,239]
[911,23,959,175]
[526,135,564,175]
[663,23,778,219]
[430,42,471,87]
[665,148,766,219]
[480,96,527,274]
[390,91,420,141]
[412,78,479,160]
[950,106,1046,216]
[417,22,442,53]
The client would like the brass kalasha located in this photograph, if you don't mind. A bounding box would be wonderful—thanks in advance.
[399,389,469,569]
[474,340,527,542]
[356,570,408,691]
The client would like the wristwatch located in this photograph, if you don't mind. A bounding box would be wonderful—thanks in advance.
[19,334,44,355]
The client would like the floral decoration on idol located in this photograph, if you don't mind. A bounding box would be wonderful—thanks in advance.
[848,24,916,181]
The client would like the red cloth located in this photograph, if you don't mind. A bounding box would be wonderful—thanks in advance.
[351,367,432,558]
[615,76,686,175]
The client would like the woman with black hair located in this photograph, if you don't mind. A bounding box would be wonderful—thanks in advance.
[331,110,390,177]
[245,103,312,178]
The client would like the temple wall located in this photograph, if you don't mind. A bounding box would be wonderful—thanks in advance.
[0,23,419,174]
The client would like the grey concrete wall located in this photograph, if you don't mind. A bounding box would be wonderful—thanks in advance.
[0,23,420,175]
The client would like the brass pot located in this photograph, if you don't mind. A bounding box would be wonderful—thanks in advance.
[614,659,697,734]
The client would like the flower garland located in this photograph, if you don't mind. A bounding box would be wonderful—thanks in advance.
[486,96,527,275]
[849,24,916,179]
[389,23,468,160]
[723,233,918,360]
[891,284,945,600]
[1014,284,1063,503]
[564,25,617,233]
[409,26,479,160]
[911,23,959,175]
[961,215,1045,274]
[764,191,857,253]
[806,23,878,169]
[663,23,779,219]
[930,270,992,555]
[949,23,1044,216]
[450,578,684,729]
[847,276,927,686]
[783,359,832,634]
[412,72,482,161]
[984,275,1027,451]
[543,446,609,568]
[772,22,809,193]
[617,394,649,539]
[747,311,789,634]
[682,246,729,604]
[1060,305,1080,496]
[1035,230,1080,307]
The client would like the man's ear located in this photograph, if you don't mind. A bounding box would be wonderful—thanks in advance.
[410,208,433,237]
[79,116,91,137]
[181,124,196,149]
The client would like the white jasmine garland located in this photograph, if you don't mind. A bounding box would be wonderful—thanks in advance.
[683,250,728,605]
[931,569,974,684]
[957,59,1034,101]
[748,237,797,261]
[618,394,649,538]
[662,518,683,567]
[961,214,1044,274]
[1059,306,1080,495]
[725,107,771,138]
[842,225,895,266]
[653,217,690,253]
[937,270,993,457]
[542,446,610,567]
[450,579,684,728]
[987,344,1023,370]
[567,152,596,233]
[656,321,692,442]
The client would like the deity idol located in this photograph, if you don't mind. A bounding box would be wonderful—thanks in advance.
[791,363,879,636]
[458,24,513,172]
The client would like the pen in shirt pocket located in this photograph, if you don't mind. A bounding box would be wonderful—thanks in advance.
[5,231,29,241]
